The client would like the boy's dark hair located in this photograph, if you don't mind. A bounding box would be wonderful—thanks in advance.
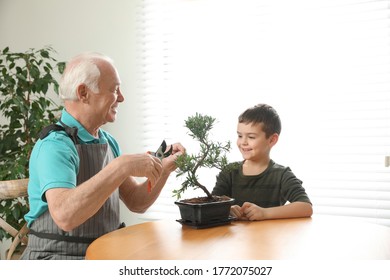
[238,104,282,138]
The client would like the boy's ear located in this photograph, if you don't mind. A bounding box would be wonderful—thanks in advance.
[269,133,279,147]
[76,84,89,103]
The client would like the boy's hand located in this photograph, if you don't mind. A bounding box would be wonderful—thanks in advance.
[241,202,267,221]
[230,202,268,221]
[230,205,248,220]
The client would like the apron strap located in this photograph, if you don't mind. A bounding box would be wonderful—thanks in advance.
[28,223,126,244]
[39,120,79,145]
[28,229,96,244]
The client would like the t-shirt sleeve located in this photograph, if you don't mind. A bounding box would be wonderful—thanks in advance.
[212,166,234,197]
[280,168,312,204]
[34,136,79,201]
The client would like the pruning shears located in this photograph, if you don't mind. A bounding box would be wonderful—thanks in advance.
[147,140,173,192]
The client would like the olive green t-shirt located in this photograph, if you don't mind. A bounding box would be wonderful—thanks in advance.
[212,160,311,207]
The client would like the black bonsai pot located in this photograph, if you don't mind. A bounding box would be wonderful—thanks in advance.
[175,196,235,228]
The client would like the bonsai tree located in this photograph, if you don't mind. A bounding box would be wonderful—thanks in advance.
[0,46,65,242]
[173,113,231,201]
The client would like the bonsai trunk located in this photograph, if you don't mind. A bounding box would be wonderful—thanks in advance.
[194,181,212,198]
[191,142,213,199]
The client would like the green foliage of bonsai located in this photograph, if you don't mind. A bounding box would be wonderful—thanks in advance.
[0,46,65,241]
[173,113,231,200]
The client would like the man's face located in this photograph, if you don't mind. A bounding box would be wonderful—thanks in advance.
[88,63,124,125]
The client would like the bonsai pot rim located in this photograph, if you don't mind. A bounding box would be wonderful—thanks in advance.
[174,196,235,207]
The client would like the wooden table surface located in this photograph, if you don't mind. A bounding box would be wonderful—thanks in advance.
[85,215,390,260]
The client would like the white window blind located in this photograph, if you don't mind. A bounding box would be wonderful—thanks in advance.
[133,0,390,226]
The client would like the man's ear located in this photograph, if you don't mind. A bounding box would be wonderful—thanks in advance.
[76,84,89,103]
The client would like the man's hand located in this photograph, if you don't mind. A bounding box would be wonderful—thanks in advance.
[161,142,186,174]
[128,153,163,188]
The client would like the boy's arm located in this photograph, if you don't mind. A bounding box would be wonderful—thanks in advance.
[241,201,313,221]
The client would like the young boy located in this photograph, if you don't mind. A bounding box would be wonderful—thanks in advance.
[212,104,313,221]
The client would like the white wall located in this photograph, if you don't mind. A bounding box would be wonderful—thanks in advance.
[0,0,145,258]
[0,0,142,152]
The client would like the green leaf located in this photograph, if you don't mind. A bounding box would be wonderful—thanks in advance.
[16,73,27,81]
[30,65,40,79]
[57,62,66,74]
[12,206,21,220]
[40,50,49,58]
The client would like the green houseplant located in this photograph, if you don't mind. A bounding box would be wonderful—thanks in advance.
[0,46,65,244]
[173,113,235,228]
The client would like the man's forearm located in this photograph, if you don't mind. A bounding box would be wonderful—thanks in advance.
[120,171,170,213]
[46,155,135,231]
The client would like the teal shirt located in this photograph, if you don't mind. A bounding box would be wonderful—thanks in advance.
[24,109,121,226]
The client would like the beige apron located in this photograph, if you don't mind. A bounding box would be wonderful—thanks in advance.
[21,123,120,260]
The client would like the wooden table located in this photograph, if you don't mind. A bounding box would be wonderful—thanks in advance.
[85,215,390,260]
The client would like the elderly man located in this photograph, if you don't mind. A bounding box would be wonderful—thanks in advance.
[21,52,185,259]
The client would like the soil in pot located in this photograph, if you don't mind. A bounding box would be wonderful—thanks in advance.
[180,195,231,204]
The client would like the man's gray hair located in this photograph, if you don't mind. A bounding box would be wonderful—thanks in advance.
[59,52,114,100]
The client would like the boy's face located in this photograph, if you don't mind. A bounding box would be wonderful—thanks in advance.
[236,122,278,162]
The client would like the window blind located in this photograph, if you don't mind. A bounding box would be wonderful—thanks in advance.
[134,0,390,226]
